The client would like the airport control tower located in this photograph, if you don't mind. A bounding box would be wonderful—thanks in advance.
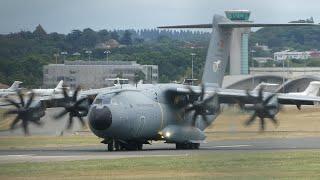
[225,10,251,75]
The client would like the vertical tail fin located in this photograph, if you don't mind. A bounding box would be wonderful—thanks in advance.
[202,15,232,87]
[159,14,319,87]
[54,80,64,90]
[9,81,22,90]
[159,15,233,87]
[303,81,320,96]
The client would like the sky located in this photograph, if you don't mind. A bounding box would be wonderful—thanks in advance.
[0,0,319,34]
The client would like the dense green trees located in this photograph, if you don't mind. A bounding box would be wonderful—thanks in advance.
[0,24,320,87]
[250,27,320,51]
[0,27,209,87]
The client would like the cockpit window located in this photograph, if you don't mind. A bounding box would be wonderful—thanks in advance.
[102,97,111,104]
[93,98,102,105]
[93,97,112,105]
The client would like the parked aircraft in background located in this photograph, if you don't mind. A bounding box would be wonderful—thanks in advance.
[0,81,22,97]
[253,82,279,92]
[31,80,64,97]
[287,81,320,97]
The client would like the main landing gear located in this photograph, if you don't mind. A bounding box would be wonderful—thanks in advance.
[176,143,200,150]
[104,139,144,151]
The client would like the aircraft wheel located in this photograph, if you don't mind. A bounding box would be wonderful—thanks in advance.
[176,143,199,150]
[107,140,114,151]
[192,143,200,149]
[115,141,120,151]
[176,143,184,149]
[137,144,143,150]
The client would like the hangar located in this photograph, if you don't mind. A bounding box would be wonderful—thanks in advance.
[224,75,320,94]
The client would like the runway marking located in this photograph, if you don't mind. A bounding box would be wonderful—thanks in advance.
[214,145,251,148]
[5,154,35,157]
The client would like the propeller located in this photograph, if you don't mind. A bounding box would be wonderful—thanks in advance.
[54,87,89,129]
[242,87,280,131]
[185,84,218,126]
[3,90,42,135]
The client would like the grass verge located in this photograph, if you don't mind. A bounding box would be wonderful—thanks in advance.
[0,135,100,150]
[0,151,320,179]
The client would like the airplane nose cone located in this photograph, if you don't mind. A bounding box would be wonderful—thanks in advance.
[88,106,112,130]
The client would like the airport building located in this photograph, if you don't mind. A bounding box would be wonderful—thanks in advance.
[43,60,158,89]
[225,10,251,75]
[274,50,310,61]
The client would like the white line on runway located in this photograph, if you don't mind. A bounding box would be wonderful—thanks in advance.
[214,145,251,148]
[5,154,35,157]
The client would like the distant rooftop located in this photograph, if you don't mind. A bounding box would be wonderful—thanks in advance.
[61,60,138,66]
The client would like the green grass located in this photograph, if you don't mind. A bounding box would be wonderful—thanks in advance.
[0,135,100,149]
[0,151,320,179]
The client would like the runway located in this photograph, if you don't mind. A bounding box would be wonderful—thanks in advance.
[1,137,320,164]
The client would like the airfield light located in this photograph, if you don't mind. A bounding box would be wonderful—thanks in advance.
[165,132,171,138]
[190,53,196,84]
[104,50,111,62]
[85,50,92,62]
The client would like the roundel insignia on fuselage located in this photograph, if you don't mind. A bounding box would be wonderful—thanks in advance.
[212,60,221,72]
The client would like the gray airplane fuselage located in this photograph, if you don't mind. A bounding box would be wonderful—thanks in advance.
[88,83,218,142]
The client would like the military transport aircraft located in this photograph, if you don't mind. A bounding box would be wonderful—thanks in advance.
[2,14,320,151]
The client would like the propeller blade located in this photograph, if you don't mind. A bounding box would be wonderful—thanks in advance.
[76,106,89,112]
[10,116,20,130]
[25,92,35,108]
[185,105,196,112]
[192,112,198,126]
[265,105,278,110]
[269,116,278,126]
[201,114,209,125]
[77,115,86,127]
[54,109,68,119]
[72,87,81,102]
[30,119,43,126]
[258,87,264,101]
[259,117,265,131]
[245,112,257,126]
[200,84,205,101]
[3,109,20,117]
[74,97,87,107]
[263,93,276,105]
[17,90,25,107]
[62,88,69,99]
[66,115,74,129]
[22,120,29,135]
[5,98,20,109]
[243,105,256,111]
[203,93,216,104]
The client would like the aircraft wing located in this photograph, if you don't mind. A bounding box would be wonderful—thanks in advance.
[216,89,319,105]
[169,87,320,105]
[0,86,139,108]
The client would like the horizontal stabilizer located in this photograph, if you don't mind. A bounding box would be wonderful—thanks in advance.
[158,24,212,29]
[218,22,319,28]
[159,23,319,29]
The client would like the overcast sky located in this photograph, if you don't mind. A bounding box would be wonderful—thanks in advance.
[0,0,319,34]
